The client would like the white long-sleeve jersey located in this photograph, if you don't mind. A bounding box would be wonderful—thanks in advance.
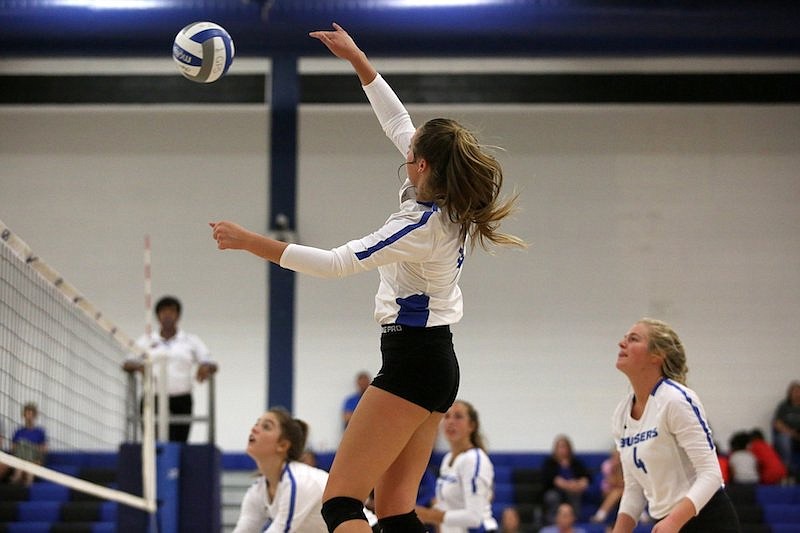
[434,448,499,533]
[279,74,466,327]
[611,377,723,522]
[232,462,327,533]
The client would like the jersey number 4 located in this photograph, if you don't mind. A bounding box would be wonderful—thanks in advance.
[633,446,648,474]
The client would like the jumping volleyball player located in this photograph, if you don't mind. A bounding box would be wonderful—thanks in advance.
[210,22,525,533]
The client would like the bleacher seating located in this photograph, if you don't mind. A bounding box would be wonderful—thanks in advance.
[203,450,800,533]
[0,453,118,533]
[480,452,800,532]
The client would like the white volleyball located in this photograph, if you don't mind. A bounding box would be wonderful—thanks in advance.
[172,21,234,83]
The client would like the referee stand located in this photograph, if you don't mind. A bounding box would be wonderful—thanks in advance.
[118,373,221,533]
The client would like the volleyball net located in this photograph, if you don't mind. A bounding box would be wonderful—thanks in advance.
[0,218,156,513]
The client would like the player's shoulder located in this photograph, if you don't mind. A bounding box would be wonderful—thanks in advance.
[286,461,329,484]
[474,446,493,464]
[652,379,702,413]
[654,378,695,400]
[454,447,492,469]
[395,199,439,217]
[385,201,449,236]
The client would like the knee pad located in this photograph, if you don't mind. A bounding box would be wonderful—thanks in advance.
[378,510,427,533]
[321,496,367,532]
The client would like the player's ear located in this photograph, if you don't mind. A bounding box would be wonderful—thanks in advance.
[277,438,290,454]
[650,352,664,368]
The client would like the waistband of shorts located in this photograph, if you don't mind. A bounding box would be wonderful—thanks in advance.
[380,324,451,335]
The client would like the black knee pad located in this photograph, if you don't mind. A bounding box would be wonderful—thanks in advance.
[378,510,427,533]
[321,496,367,532]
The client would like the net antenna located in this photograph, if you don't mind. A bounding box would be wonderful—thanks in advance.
[144,234,152,338]
[0,218,157,514]
[144,234,170,442]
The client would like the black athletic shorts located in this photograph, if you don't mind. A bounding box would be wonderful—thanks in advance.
[371,324,460,413]
[654,488,741,532]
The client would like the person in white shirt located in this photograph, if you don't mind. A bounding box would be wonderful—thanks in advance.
[210,22,524,533]
[123,295,217,442]
[611,318,740,533]
[415,400,499,533]
[234,408,377,533]
[234,409,324,532]
[727,432,759,485]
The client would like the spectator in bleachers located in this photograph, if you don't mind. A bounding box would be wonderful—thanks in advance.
[10,402,47,487]
[728,431,759,485]
[342,371,372,430]
[500,507,521,533]
[772,380,800,478]
[415,399,499,533]
[748,428,787,485]
[611,318,740,533]
[541,435,590,525]
[590,448,623,524]
[540,503,586,533]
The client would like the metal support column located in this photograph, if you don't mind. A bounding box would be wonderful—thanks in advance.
[267,54,298,411]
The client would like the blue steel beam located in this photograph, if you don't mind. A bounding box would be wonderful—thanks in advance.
[1,0,799,57]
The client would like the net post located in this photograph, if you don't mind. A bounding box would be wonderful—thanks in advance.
[126,372,140,442]
[208,373,216,445]
[141,355,157,513]
[157,356,169,442]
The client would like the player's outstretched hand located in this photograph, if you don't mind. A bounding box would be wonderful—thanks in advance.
[309,22,362,62]
[209,221,251,251]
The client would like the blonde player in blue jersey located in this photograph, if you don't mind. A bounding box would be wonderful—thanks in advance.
[415,399,499,533]
[611,319,740,533]
[210,22,524,533]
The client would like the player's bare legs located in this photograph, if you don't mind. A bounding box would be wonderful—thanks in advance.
[323,386,438,532]
[374,410,442,517]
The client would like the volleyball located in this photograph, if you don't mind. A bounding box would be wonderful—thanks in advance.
[172,21,235,83]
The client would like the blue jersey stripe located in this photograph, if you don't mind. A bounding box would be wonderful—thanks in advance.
[470,448,481,494]
[662,379,715,450]
[283,464,297,532]
[355,210,434,260]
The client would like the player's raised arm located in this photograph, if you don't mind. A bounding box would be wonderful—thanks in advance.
[309,23,377,86]
[311,22,414,157]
